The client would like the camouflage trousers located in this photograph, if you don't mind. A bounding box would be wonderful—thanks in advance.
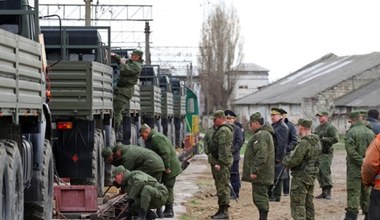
[290,176,316,220]
[317,153,333,188]
[130,184,168,212]
[113,86,133,129]
[211,165,231,206]
[346,177,370,214]
[251,183,271,212]
[162,175,177,204]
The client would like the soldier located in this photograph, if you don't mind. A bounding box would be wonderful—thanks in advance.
[111,49,143,142]
[206,110,233,219]
[282,119,322,220]
[242,112,275,220]
[314,111,339,200]
[279,108,298,196]
[224,109,244,199]
[362,134,380,220]
[101,143,165,182]
[344,111,375,220]
[140,124,182,218]
[269,107,289,202]
[112,165,168,220]
[367,109,380,134]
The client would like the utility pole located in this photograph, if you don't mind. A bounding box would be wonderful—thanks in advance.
[84,0,92,26]
[144,22,151,65]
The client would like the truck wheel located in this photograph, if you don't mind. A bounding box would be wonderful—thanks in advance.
[24,140,54,220]
[92,129,104,196]
[4,140,24,220]
[0,142,11,220]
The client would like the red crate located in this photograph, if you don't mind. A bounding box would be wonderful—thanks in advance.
[54,185,97,212]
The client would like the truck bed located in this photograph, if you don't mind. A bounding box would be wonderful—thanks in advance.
[48,61,113,119]
[0,29,44,119]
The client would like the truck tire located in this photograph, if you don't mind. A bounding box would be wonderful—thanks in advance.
[4,140,24,220]
[24,140,54,220]
[0,142,11,220]
[92,129,104,196]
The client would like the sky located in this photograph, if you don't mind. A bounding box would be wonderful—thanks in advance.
[38,0,380,82]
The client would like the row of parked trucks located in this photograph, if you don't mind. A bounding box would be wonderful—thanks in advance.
[0,0,200,219]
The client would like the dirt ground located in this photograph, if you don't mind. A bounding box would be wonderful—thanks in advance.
[172,149,367,220]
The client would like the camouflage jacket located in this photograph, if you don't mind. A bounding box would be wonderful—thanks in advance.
[283,134,322,183]
[113,56,142,88]
[113,145,165,173]
[242,124,275,185]
[207,123,233,167]
[121,170,163,200]
[145,129,182,178]
[314,122,339,154]
[345,121,375,178]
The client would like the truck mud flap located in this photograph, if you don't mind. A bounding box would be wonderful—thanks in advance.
[21,139,33,186]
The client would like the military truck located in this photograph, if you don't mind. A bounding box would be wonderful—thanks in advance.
[0,0,54,219]
[41,26,113,196]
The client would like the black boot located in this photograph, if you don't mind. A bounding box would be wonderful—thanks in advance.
[259,210,268,220]
[363,212,368,220]
[315,187,326,199]
[344,211,358,220]
[135,208,147,220]
[156,207,163,218]
[163,203,174,218]
[325,187,332,200]
[146,209,158,220]
[211,207,222,218]
[211,205,229,219]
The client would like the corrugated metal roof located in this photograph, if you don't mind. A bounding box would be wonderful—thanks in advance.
[233,52,380,105]
[232,63,269,72]
[335,79,380,107]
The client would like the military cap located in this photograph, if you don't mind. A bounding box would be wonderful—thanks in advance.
[271,107,282,115]
[249,112,263,122]
[212,110,225,118]
[279,108,287,115]
[297,118,312,128]
[131,49,143,57]
[224,110,237,118]
[139,123,151,136]
[101,147,112,159]
[112,165,126,178]
[349,111,361,119]
[316,111,329,117]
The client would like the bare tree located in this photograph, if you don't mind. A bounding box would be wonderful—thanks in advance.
[198,3,244,115]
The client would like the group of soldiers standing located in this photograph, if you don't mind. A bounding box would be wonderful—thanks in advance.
[204,107,380,220]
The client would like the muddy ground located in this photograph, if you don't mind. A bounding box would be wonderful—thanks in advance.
[172,149,367,220]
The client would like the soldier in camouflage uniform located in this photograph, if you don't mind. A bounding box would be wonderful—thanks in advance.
[282,119,322,220]
[242,112,274,220]
[111,50,143,142]
[314,111,339,200]
[206,110,234,219]
[344,111,375,220]
[112,165,168,220]
[101,143,165,182]
[140,124,182,218]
